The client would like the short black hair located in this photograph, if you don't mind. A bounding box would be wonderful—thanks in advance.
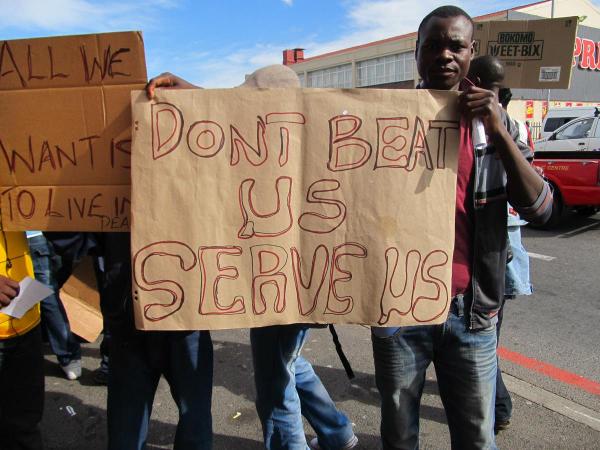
[468,55,505,88]
[417,6,474,42]
[499,87,512,108]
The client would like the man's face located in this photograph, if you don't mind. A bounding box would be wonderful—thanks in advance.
[415,15,474,91]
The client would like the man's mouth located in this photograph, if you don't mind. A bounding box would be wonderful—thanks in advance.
[431,67,457,77]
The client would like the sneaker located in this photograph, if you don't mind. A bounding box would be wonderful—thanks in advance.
[309,435,358,450]
[61,359,82,380]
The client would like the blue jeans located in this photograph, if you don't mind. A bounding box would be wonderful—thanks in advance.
[107,330,213,450]
[371,296,498,450]
[505,225,532,297]
[251,325,355,450]
[28,234,81,366]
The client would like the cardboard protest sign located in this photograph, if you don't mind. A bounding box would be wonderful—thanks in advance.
[474,17,578,89]
[0,31,147,231]
[60,256,103,342]
[131,88,460,330]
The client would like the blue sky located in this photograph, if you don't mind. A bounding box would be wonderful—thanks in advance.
[1,0,598,87]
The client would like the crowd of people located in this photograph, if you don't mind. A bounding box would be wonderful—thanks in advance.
[0,5,552,450]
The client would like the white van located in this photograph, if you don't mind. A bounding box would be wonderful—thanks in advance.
[539,106,599,140]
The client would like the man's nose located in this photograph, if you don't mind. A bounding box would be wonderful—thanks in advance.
[437,48,453,61]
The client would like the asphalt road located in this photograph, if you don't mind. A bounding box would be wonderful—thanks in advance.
[40,211,600,449]
[501,210,600,412]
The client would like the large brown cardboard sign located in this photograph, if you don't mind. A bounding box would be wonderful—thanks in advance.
[0,32,146,231]
[131,88,460,330]
[474,17,578,89]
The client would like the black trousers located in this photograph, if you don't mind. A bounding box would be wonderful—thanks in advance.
[0,325,44,450]
[495,298,513,422]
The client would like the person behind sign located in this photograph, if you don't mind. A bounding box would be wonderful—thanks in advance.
[146,64,358,450]
[0,229,45,450]
[496,87,535,434]
[467,57,535,434]
[27,231,83,380]
[41,232,113,385]
[241,66,358,450]
[370,6,553,450]
[47,232,214,450]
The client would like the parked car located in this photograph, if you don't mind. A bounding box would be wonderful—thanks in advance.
[533,115,600,227]
[535,114,600,153]
[538,106,599,140]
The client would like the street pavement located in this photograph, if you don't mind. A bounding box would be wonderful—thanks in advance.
[41,211,600,449]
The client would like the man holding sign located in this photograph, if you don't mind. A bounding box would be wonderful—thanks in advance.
[140,6,552,448]
[371,6,552,450]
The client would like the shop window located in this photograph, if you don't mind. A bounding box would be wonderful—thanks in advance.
[307,64,352,88]
[356,52,414,87]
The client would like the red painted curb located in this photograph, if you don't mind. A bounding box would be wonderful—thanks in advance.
[498,346,600,397]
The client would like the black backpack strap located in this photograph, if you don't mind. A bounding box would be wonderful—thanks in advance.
[328,324,355,379]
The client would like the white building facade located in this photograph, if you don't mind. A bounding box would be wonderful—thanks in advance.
[283,0,600,128]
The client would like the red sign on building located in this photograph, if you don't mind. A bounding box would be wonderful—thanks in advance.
[573,37,600,71]
[542,101,549,119]
[526,100,534,119]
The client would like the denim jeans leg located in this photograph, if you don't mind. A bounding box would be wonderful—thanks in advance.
[434,310,498,450]
[39,291,82,366]
[251,325,309,450]
[371,326,435,450]
[295,354,354,450]
[29,234,81,366]
[165,331,214,450]
[107,333,161,450]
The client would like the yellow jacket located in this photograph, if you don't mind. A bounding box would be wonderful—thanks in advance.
[0,230,40,339]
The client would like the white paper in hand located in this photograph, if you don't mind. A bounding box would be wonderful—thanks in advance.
[472,118,487,150]
[0,277,53,319]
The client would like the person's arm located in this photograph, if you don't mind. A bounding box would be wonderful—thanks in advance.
[459,86,552,223]
[0,275,19,307]
[145,72,200,100]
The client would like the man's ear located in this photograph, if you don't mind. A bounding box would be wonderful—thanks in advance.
[469,40,475,59]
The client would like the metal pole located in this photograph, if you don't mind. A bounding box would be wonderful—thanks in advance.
[547,0,555,106]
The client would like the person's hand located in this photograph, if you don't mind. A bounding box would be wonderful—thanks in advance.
[459,85,504,139]
[0,275,19,307]
[145,72,199,100]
